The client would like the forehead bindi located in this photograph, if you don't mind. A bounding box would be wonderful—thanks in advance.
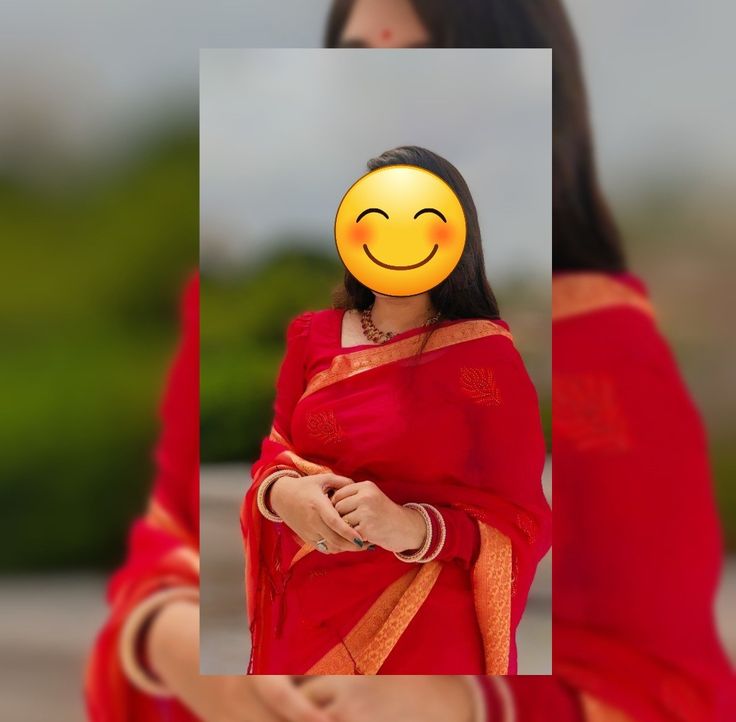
[379,27,393,41]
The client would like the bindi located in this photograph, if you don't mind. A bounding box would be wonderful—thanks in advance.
[380,27,393,41]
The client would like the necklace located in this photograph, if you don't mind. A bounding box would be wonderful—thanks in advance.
[360,306,442,345]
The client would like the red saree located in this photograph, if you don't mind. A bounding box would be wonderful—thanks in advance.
[86,274,200,722]
[242,309,551,675]
[550,272,736,722]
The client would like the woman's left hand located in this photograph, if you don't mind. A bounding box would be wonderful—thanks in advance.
[331,481,427,554]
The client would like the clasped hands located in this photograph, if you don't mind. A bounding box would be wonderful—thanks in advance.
[269,473,427,555]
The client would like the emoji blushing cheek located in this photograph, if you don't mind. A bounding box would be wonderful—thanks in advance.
[430,222,454,245]
[349,224,371,245]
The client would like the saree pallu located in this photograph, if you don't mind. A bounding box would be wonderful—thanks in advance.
[86,275,200,722]
[243,311,551,675]
[552,273,736,722]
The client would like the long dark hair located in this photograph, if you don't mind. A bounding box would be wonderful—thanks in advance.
[325,0,627,273]
[333,145,500,320]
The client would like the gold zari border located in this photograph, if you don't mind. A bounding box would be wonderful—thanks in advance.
[473,523,512,675]
[306,562,442,675]
[145,499,197,549]
[301,319,513,401]
[552,274,655,322]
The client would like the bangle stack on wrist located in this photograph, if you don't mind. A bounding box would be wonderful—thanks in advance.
[256,469,300,522]
[394,502,447,563]
[420,504,446,563]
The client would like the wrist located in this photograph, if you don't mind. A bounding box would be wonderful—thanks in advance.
[268,475,289,517]
[147,600,199,689]
[402,505,428,551]
[261,470,300,520]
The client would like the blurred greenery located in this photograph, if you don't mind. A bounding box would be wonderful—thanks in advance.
[0,129,198,571]
[201,249,344,462]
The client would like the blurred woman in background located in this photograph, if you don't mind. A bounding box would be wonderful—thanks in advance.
[325,0,736,720]
[85,277,340,722]
[87,0,734,720]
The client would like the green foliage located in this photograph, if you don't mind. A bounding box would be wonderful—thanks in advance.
[0,130,198,571]
[200,250,343,462]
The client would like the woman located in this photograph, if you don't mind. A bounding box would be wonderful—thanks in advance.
[325,1,736,720]
[243,146,551,675]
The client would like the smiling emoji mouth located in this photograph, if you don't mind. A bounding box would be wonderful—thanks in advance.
[362,243,439,271]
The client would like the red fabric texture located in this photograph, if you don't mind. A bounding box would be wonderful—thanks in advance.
[477,677,584,721]
[552,272,736,722]
[243,309,551,674]
[86,274,200,722]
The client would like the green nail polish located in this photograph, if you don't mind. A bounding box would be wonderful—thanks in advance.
[354,538,364,548]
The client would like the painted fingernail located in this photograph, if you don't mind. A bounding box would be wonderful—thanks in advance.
[353,538,364,548]
[367,544,377,551]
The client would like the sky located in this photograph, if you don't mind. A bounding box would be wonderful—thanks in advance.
[1,1,734,239]
[200,49,550,277]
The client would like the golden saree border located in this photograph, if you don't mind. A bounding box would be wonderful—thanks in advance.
[301,319,513,401]
[268,425,291,448]
[580,694,637,722]
[473,522,513,675]
[145,499,197,549]
[261,428,332,477]
[306,562,442,675]
[553,273,655,322]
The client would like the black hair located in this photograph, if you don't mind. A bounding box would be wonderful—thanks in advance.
[325,0,627,272]
[333,145,500,320]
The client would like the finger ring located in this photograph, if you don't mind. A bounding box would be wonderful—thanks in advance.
[315,539,328,553]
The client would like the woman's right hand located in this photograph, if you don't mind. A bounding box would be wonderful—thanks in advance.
[147,601,329,722]
[269,473,366,553]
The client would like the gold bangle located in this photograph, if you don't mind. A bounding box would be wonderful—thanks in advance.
[118,586,199,697]
[256,469,300,522]
[394,503,432,562]
[419,504,447,563]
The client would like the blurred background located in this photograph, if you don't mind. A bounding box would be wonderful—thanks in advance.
[199,47,551,675]
[0,1,734,720]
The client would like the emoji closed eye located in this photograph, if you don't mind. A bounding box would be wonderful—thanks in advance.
[356,208,389,223]
[414,208,447,222]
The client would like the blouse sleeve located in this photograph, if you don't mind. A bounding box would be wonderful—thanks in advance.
[433,506,481,567]
[270,311,314,439]
[250,311,314,488]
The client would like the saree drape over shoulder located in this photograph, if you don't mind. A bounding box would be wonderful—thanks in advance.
[86,275,200,722]
[551,273,736,722]
[242,309,551,675]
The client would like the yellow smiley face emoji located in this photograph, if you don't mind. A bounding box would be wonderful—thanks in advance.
[334,165,466,297]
